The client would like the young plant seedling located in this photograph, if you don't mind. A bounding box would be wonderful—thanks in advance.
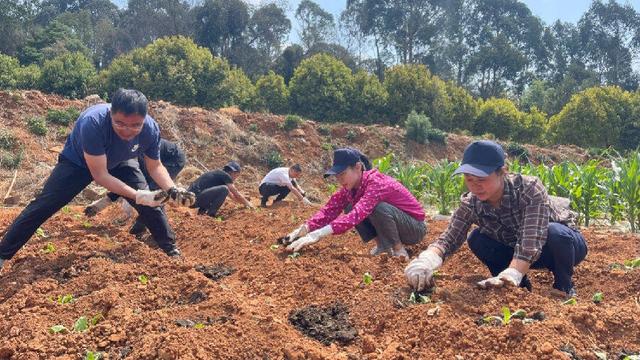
[36,228,47,238]
[138,275,149,285]
[362,272,373,285]
[592,292,604,304]
[563,298,577,305]
[41,242,56,254]
[288,252,301,259]
[90,313,104,326]
[62,206,71,214]
[85,351,102,360]
[270,244,280,251]
[408,291,431,304]
[82,221,92,229]
[57,294,74,304]
[74,316,89,332]
[49,325,68,334]
[482,307,527,326]
[194,323,205,329]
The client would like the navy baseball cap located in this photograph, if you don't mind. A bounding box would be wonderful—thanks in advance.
[324,148,361,177]
[224,161,241,172]
[453,140,505,177]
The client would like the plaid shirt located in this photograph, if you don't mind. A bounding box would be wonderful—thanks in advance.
[430,174,577,263]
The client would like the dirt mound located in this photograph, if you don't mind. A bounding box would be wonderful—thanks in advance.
[0,202,638,359]
[0,90,589,207]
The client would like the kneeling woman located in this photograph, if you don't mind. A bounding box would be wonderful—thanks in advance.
[405,141,587,297]
[284,148,426,259]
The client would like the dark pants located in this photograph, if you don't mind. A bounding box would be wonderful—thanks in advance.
[192,185,229,217]
[0,156,177,259]
[106,160,184,234]
[467,223,588,293]
[259,183,291,206]
[349,202,426,251]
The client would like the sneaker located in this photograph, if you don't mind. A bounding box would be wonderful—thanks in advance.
[391,247,409,260]
[369,244,388,256]
[164,247,181,257]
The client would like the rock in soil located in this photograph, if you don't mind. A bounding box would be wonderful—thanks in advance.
[288,302,358,346]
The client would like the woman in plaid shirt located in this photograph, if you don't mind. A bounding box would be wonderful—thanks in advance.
[405,141,588,297]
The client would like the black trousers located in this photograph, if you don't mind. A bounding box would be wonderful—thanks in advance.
[467,223,588,293]
[259,183,291,206]
[0,155,176,259]
[192,185,229,217]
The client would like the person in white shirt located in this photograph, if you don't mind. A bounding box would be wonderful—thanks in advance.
[259,164,311,207]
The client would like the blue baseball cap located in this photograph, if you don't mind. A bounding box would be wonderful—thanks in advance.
[453,140,505,177]
[324,148,362,177]
[223,161,241,172]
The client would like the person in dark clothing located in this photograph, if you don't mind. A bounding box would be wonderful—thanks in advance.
[84,139,187,236]
[0,89,194,272]
[188,161,254,217]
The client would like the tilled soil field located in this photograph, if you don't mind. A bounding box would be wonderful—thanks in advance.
[0,202,638,360]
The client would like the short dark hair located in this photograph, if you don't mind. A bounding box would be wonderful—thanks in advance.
[111,88,148,116]
[291,164,302,172]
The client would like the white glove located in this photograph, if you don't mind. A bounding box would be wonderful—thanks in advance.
[302,197,313,206]
[165,187,196,207]
[287,225,333,252]
[405,249,443,291]
[135,189,164,207]
[120,198,134,219]
[477,268,524,289]
[283,224,308,244]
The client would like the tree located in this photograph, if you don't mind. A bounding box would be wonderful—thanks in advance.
[273,44,304,83]
[40,52,96,97]
[289,53,354,121]
[295,0,335,51]
[473,97,523,139]
[247,3,291,62]
[349,70,388,123]
[121,0,193,49]
[550,86,634,149]
[194,0,249,58]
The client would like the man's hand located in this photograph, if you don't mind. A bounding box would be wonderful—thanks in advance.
[286,225,332,252]
[164,187,196,207]
[477,268,524,289]
[405,250,443,291]
[135,189,165,207]
[282,224,308,244]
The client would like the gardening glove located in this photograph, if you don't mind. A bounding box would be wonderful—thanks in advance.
[302,197,313,206]
[163,187,196,207]
[135,189,165,207]
[287,225,333,252]
[405,249,443,291]
[84,196,113,217]
[283,224,309,244]
[477,268,524,289]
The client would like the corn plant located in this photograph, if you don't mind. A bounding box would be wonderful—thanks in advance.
[424,160,464,215]
[611,151,640,232]
[570,160,605,227]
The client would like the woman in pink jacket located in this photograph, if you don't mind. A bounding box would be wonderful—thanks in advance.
[283,148,427,259]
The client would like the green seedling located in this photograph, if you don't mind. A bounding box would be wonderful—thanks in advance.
[214,216,223,222]
[288,252,301,259]
[408,291,431,304]
[49,325,68,334]
[563,298,577,305]
[74,316,89,332]
[622,356,640,360]
[623,258,640,269]
[82,221,92,228]
[362,272,373,285]
[62,205,71,214]
[270,244,280,250]
[36,228,47,238]
[194,323,205,329]
[85,351,102,360]
[482,307,526,325]
[57,294,74,304]
[41,242,56,254]
[90,313,104,326]
[592,292,604,304]
[138,275,149,285]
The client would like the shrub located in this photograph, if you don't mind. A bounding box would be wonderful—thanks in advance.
[405,111,432,144]
[255,71,289,114]
[40,52,96,98]
[0,130,18,150]
[282,115,302,131]
[473,98,523,139]
[349,70,388,124]
[47,108,80,126]
[262,150,283,169]
[289,54,354,122]
[27,116,48,136]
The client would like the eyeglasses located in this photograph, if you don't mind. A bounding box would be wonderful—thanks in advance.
[112,120,144,131]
